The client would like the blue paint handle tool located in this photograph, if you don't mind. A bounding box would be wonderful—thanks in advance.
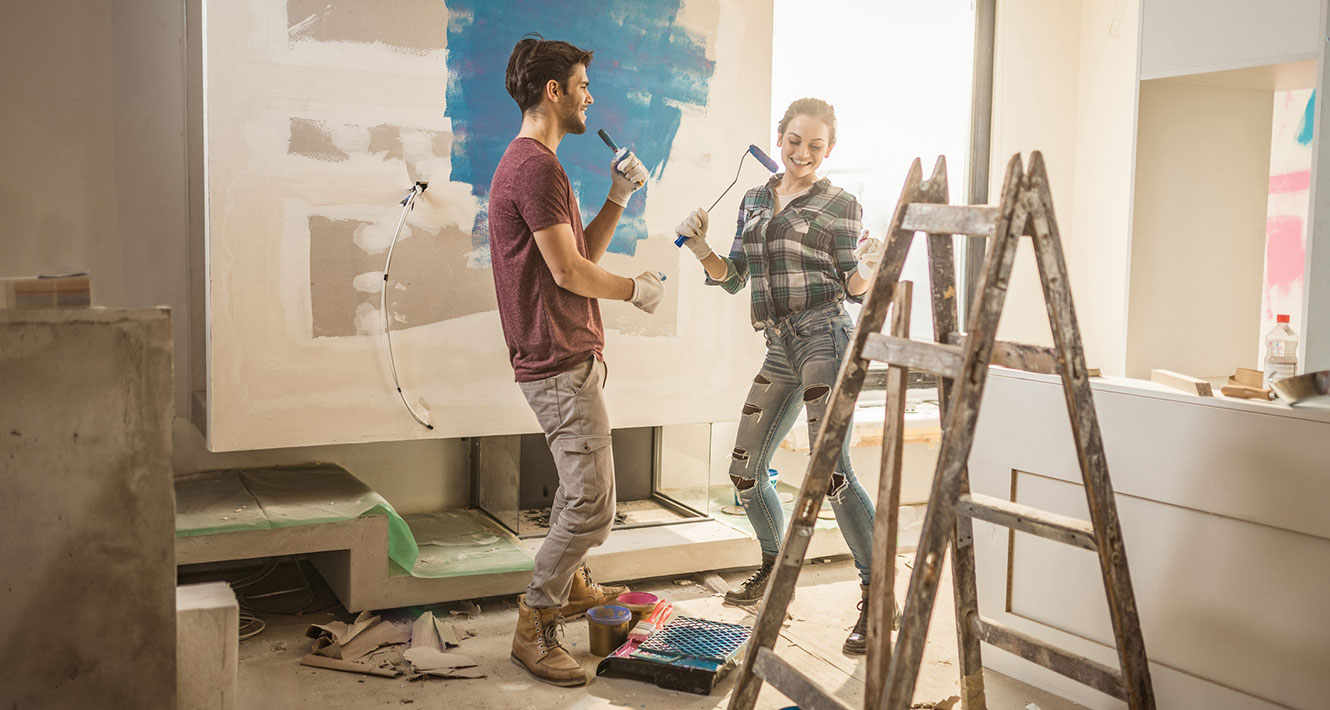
[597,128,644,188]
[675,144,780,247]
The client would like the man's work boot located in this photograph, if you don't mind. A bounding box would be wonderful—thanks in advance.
[561,565,629,618]
[723,553,776,606]
[843,584,902,655]
[511,597,586,687]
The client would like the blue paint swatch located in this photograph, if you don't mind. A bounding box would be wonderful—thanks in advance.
[445,0,714,256]
[1297,89,1316,146]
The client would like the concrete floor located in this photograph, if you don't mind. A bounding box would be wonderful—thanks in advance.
[228,556,1086,709]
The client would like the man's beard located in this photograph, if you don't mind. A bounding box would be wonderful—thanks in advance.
[558,99,586,135]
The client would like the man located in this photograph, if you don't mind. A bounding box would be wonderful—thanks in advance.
[487,35,662,687]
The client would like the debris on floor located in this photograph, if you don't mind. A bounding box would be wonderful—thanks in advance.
[402,647,484,680]
[694,571,729,595]
[410,611,463,649]
[449,600,482,618]
[910,697,959,709]
[301,608,484,681]
[300,654,401,678]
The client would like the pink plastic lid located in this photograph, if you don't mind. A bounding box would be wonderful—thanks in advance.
[615,592,660,607]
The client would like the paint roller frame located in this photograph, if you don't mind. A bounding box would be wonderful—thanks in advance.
[674,144,779,247]
[381,181,434,430]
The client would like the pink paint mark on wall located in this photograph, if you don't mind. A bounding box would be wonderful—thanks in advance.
[1269,170,1311,193]
[1266,215,1306,290]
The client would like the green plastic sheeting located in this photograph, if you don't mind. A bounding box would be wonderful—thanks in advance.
[175,466,419,573]
[404,509,533,579]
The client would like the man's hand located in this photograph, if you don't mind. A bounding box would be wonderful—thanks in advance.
[608,149,648,207]
[628,271,665,314]
[854,231,885,279]
[674,207,713,261]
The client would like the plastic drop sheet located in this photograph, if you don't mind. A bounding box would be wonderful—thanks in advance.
[174,465,418,572]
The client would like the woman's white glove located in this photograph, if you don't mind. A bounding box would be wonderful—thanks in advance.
[674,207,713,261]
[608,149,648,207]
[628,271,665,314]
[854,231,886,279]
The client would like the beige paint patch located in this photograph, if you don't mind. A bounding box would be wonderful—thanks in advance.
[287,0,446,56]
[289,118,349,162]
[310,216,497,338]
[296,119,449,185]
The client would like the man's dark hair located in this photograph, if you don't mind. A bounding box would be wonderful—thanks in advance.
[505,34,594,115]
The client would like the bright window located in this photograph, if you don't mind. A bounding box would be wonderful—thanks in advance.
[771,0,976,340]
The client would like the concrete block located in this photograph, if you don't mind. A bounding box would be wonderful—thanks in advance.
[177,582,238,710]
[0,308,176,709]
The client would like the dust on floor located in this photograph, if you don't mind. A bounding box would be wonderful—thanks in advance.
[227,556,1086,709]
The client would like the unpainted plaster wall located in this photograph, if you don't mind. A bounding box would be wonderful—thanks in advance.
[0,0,191,415]
[1,0,476,515]
[1127,80,1272,379]
[989,0,1139,376]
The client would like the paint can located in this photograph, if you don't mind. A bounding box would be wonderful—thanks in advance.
[615,591,661,628]
[732,468,779,506]
[587,604,632,656]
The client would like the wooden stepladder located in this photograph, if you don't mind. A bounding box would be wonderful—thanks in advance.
[727,153,1155,710]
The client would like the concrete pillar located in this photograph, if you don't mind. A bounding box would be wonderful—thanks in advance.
[176,582,238,710]
[0,308,175,708]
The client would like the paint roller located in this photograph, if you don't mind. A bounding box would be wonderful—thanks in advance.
[597,129,645,188]
[676,144,778,246]
[596,130,779,246]
[381,181,434,430]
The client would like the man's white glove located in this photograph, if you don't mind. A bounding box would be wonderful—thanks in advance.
[854,231,886,279]
[628,271,664,314]
[674,207,713,261]
[608,149,648,207]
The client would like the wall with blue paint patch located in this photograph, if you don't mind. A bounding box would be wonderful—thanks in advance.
[446,0,714,258]
[200,0,772,450]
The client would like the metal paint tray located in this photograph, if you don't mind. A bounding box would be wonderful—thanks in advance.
[595,616,752,695]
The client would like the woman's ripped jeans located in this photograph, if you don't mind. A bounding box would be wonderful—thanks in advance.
[728,302,876,585]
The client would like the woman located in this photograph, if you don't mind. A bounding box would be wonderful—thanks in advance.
[675,97,888,655]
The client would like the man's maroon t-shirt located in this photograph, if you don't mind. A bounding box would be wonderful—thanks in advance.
[488,137,604,382]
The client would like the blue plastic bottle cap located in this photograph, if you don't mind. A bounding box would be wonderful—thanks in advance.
[588,604,632,625]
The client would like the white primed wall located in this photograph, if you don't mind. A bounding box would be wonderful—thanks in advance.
[1140,0,1321,79]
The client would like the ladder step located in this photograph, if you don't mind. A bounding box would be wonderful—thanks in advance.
[901,203,999,236]
[861,333,962,378]
[970,615,1127,701]
[957,493,1098,551]
[752,647,855,710]
[945,332,1060,375]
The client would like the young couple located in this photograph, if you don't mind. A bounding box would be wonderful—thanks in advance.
[488,36,888,687]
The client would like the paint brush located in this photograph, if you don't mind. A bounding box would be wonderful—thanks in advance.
[627,601,673,642]
[596,129,645,188]
[674,144,780,246]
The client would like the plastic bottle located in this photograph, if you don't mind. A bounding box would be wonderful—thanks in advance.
[1264,314,1299,389]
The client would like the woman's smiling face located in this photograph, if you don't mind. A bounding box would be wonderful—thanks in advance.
[777,114,834,180]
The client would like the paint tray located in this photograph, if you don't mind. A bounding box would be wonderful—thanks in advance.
[595,616,752,695]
